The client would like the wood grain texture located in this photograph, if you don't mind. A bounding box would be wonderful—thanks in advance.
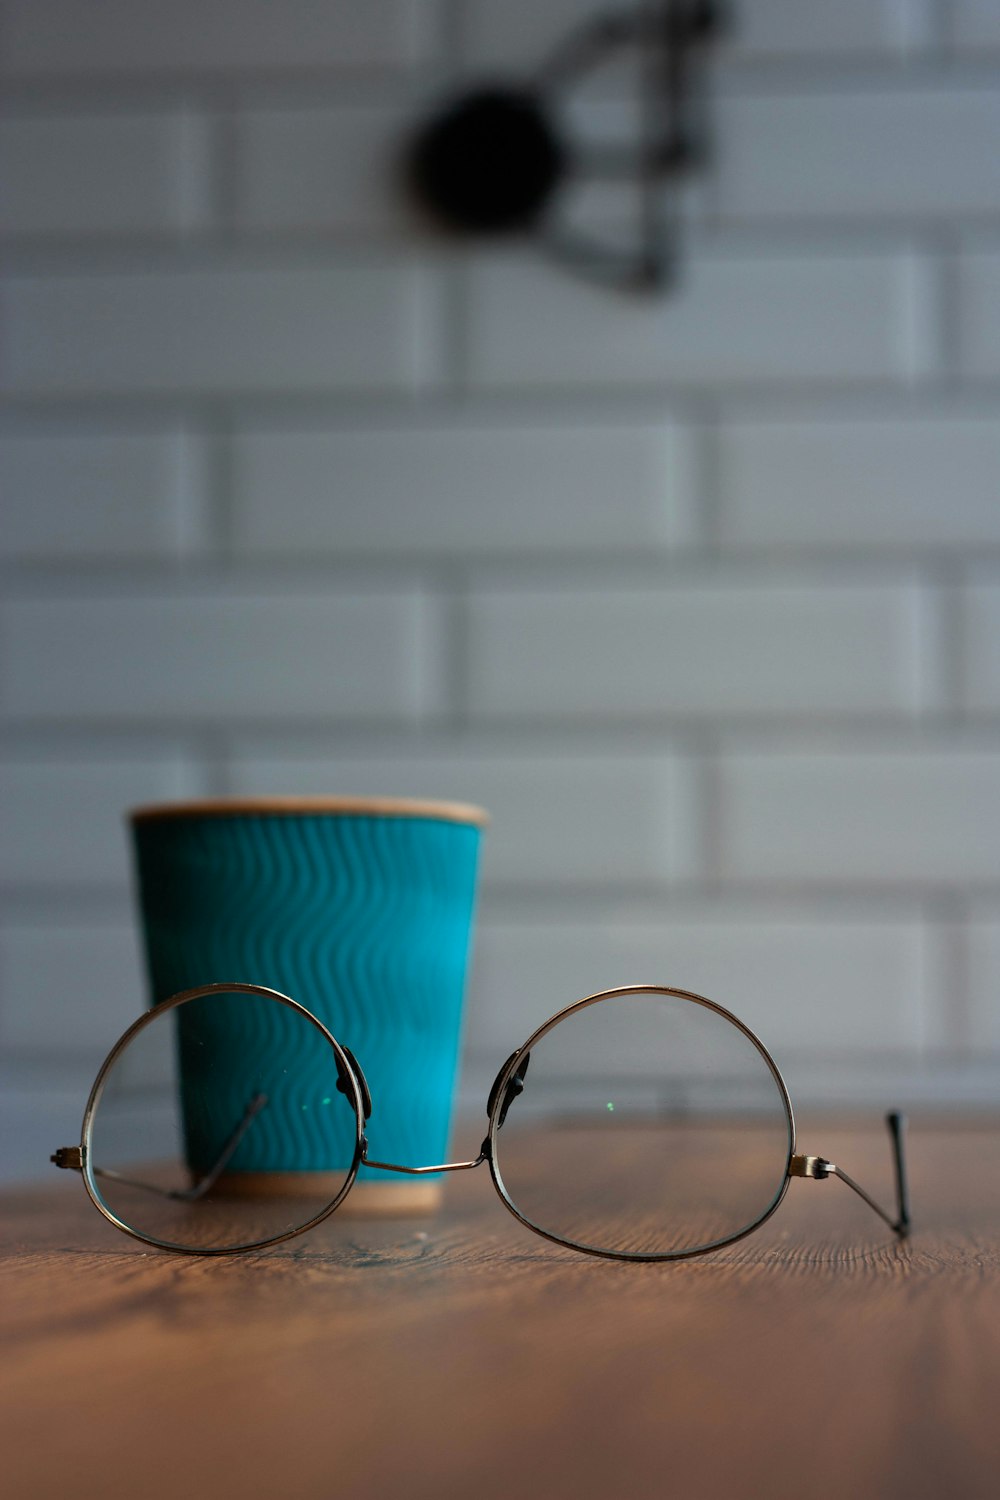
[2,1117,999,1500]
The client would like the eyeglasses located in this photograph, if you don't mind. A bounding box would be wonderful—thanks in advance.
[52,981,911,1259]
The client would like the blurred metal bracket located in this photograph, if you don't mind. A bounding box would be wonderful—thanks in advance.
[408,1,727,293]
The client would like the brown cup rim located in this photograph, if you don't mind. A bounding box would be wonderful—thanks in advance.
[129,796,490,828]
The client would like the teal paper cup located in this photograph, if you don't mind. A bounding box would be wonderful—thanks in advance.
[129,797,487,1213]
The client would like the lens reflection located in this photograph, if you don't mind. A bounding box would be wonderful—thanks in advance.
[87,988,361,1251]
[491,989,792,1259]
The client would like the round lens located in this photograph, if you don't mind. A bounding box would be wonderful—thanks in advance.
[489,988,793,1260]
[85,986,363,1252]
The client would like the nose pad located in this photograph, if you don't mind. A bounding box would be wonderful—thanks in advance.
[487,1050,531,1129]
[335,1045,373,1121]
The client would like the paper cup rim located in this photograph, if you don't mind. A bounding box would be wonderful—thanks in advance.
[129,796,490,828]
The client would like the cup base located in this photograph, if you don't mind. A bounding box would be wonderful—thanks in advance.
[208,1171,443,1215]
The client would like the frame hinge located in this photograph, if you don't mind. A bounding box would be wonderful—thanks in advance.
[51,1146,83,1171]
[788,1153,833,1180]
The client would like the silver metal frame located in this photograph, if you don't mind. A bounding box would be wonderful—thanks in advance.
[54,980,909,1259]
[483,984,796,1263]
[73,982,367,1256]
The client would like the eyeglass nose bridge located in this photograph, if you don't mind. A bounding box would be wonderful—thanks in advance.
[487,1050,531,1129]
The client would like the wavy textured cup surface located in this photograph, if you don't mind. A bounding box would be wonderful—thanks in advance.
[130,798,487,1211]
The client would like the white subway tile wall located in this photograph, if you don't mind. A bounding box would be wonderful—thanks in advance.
[234,106,416,236]
[461,0,930,67]
[0,0,427,75]
[719,416,1000,551]
[1,589,447,721]
[0,756,208,886]
[227,748,702,887]
[470,915,928,1056]
[0,112,212,238]
[465,251,926,387]
[1,264,441,396]
[2,0,999,1180]
[232,420,699,555]
[958,253,1000,379]
[464,581,928,718]
[0,926,144,1059]
[714,90,1000,221]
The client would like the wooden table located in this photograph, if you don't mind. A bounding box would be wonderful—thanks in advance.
[3,1117,999,1500]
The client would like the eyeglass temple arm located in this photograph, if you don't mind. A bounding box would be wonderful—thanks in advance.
[52,1092,269,1201]
[793,1112,911,1238]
